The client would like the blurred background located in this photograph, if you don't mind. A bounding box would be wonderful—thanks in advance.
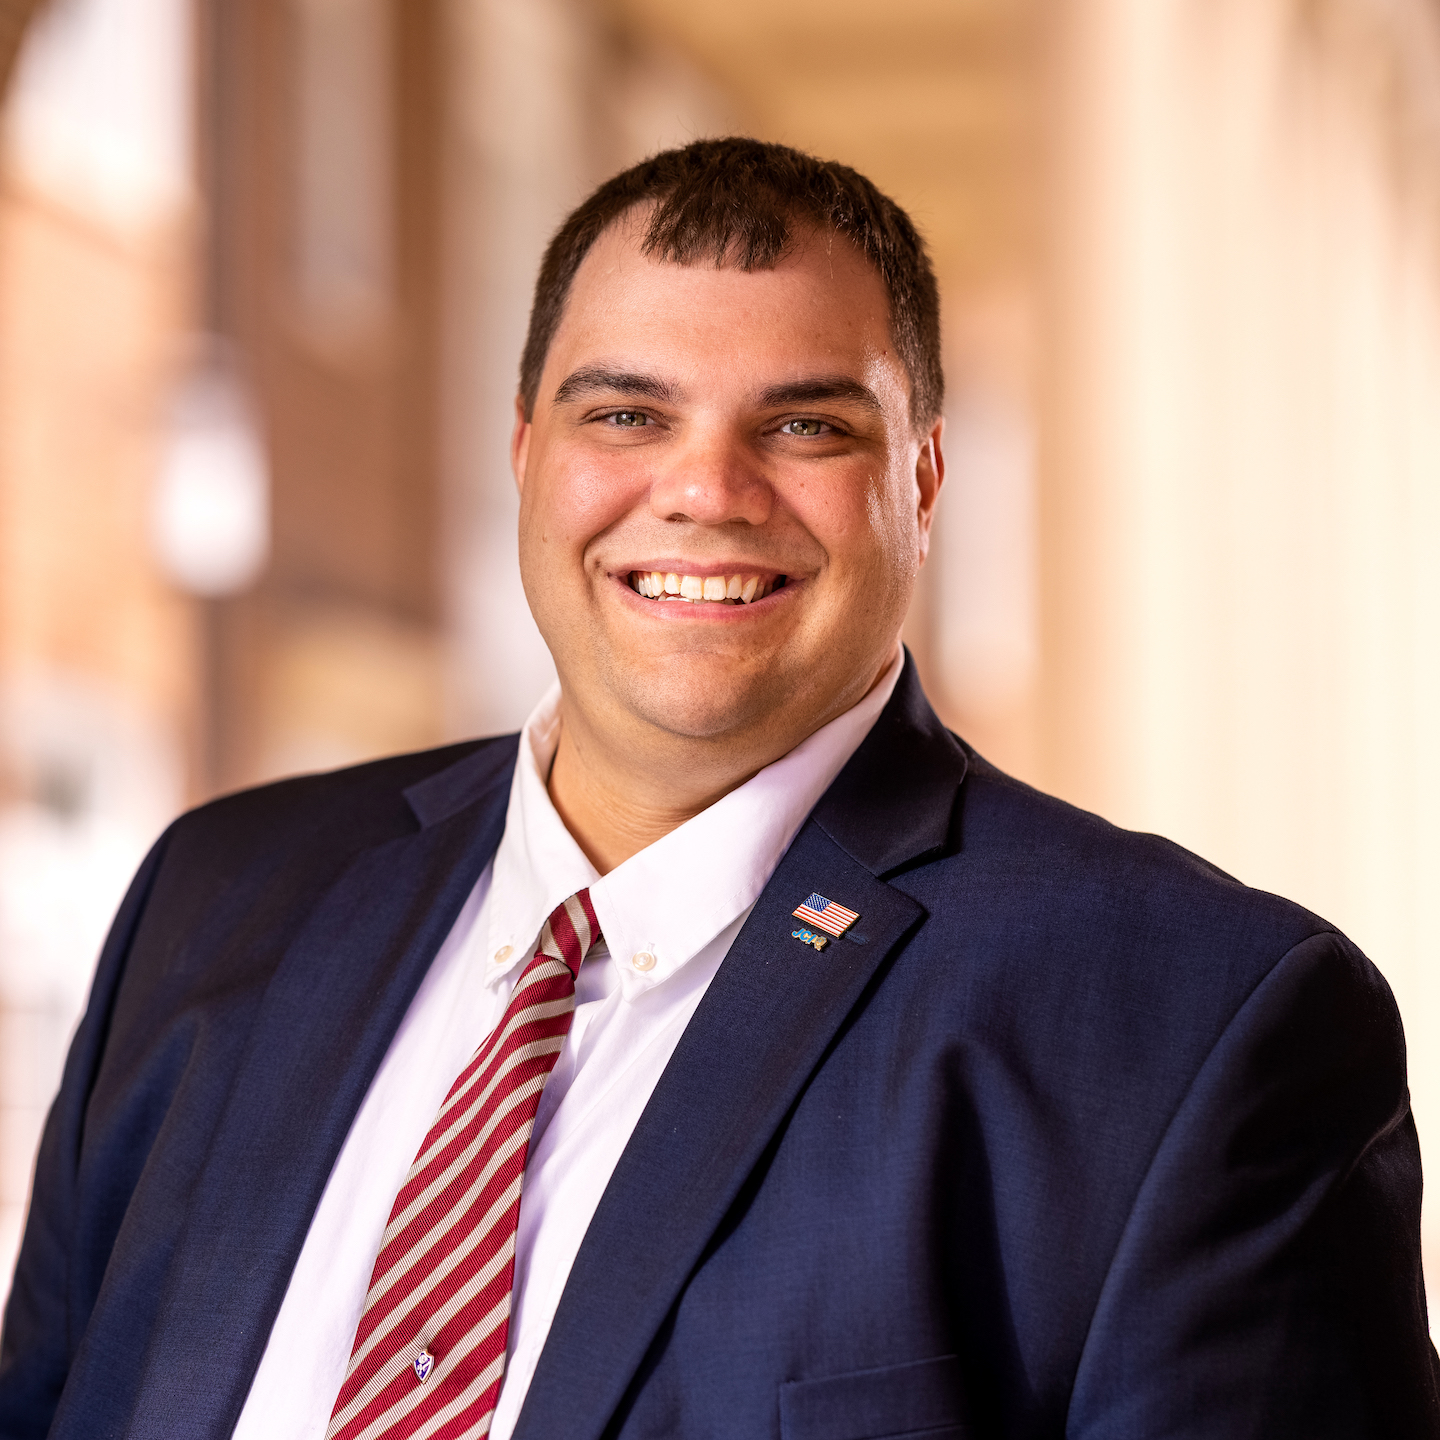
[1,0,1438,1321]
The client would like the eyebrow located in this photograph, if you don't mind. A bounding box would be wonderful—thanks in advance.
[550,367,885,417]
[756,377,884,415]
[552,367,682,405]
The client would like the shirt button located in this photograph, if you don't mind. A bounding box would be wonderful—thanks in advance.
[631,951,656,972]
[493,945,513,964]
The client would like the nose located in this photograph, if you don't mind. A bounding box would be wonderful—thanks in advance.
[647,431,773,528]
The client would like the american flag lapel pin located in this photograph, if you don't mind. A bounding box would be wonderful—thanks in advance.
[791,892,860,951]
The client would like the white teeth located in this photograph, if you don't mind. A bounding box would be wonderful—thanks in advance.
[631,571,780,604]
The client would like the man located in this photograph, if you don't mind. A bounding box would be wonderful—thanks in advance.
[1,138,1436,1439]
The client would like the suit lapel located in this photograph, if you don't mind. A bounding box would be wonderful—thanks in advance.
[513,657,969,1440]
[124,740,518,1440]
[513,825,923,1440]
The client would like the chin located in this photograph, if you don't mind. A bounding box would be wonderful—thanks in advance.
[616,656,789,743]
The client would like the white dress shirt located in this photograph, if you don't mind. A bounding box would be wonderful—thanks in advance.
[234,647,902,1440]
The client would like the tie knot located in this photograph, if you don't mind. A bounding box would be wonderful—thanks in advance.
[536,888,603,979]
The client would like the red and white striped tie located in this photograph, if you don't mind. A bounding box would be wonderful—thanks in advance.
[325,890,603,1440]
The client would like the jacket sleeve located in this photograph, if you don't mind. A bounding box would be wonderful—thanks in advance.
[1067,928,1440,1439]
[0,830,170,1440]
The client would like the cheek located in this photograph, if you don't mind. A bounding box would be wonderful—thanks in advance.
[785,462,867,542]
[866,478,915,569]
[788,463,910,579]
[524,444,651,555]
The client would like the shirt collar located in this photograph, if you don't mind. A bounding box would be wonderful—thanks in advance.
[485,646,904,1001]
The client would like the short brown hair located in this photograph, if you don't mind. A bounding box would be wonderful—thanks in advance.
[518,137,943,429]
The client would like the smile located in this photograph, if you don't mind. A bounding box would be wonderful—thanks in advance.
[628,571,787,605]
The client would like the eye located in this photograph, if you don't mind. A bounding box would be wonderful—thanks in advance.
[607,411,649,427]
[781,418,827,437]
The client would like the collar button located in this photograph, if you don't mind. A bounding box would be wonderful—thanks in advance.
[493,945,513,964]
[631,951,656,972]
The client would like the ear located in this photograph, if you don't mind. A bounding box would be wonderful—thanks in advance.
[511,394,532,495]
[915,415,945,565]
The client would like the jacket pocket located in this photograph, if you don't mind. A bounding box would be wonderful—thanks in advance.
[778,1354,968,1440]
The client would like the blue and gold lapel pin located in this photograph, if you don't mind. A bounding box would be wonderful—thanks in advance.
[791,893,860,951]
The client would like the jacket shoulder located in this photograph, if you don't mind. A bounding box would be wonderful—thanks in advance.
[175,734,514,847]
[888,742,1369,1091]
[143,734,518,929]
[948,745,1335,955]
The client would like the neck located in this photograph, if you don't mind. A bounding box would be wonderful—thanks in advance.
[546,650,898,874]
[545,711,767,875]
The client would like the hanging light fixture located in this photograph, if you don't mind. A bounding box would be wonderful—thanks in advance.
[151,338,270,597]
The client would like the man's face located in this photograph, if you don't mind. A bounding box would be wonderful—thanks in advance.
[513,217,942,756]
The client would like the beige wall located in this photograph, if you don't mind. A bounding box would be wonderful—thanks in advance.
[0,0,196,1290]
[1042,0,1440,1293]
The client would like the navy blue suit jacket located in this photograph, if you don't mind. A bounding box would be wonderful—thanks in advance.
[2,659,1437,1438]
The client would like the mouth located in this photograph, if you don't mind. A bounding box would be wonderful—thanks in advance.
[627,570,788,606]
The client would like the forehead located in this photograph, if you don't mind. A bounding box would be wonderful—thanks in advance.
[542,218,903,401]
